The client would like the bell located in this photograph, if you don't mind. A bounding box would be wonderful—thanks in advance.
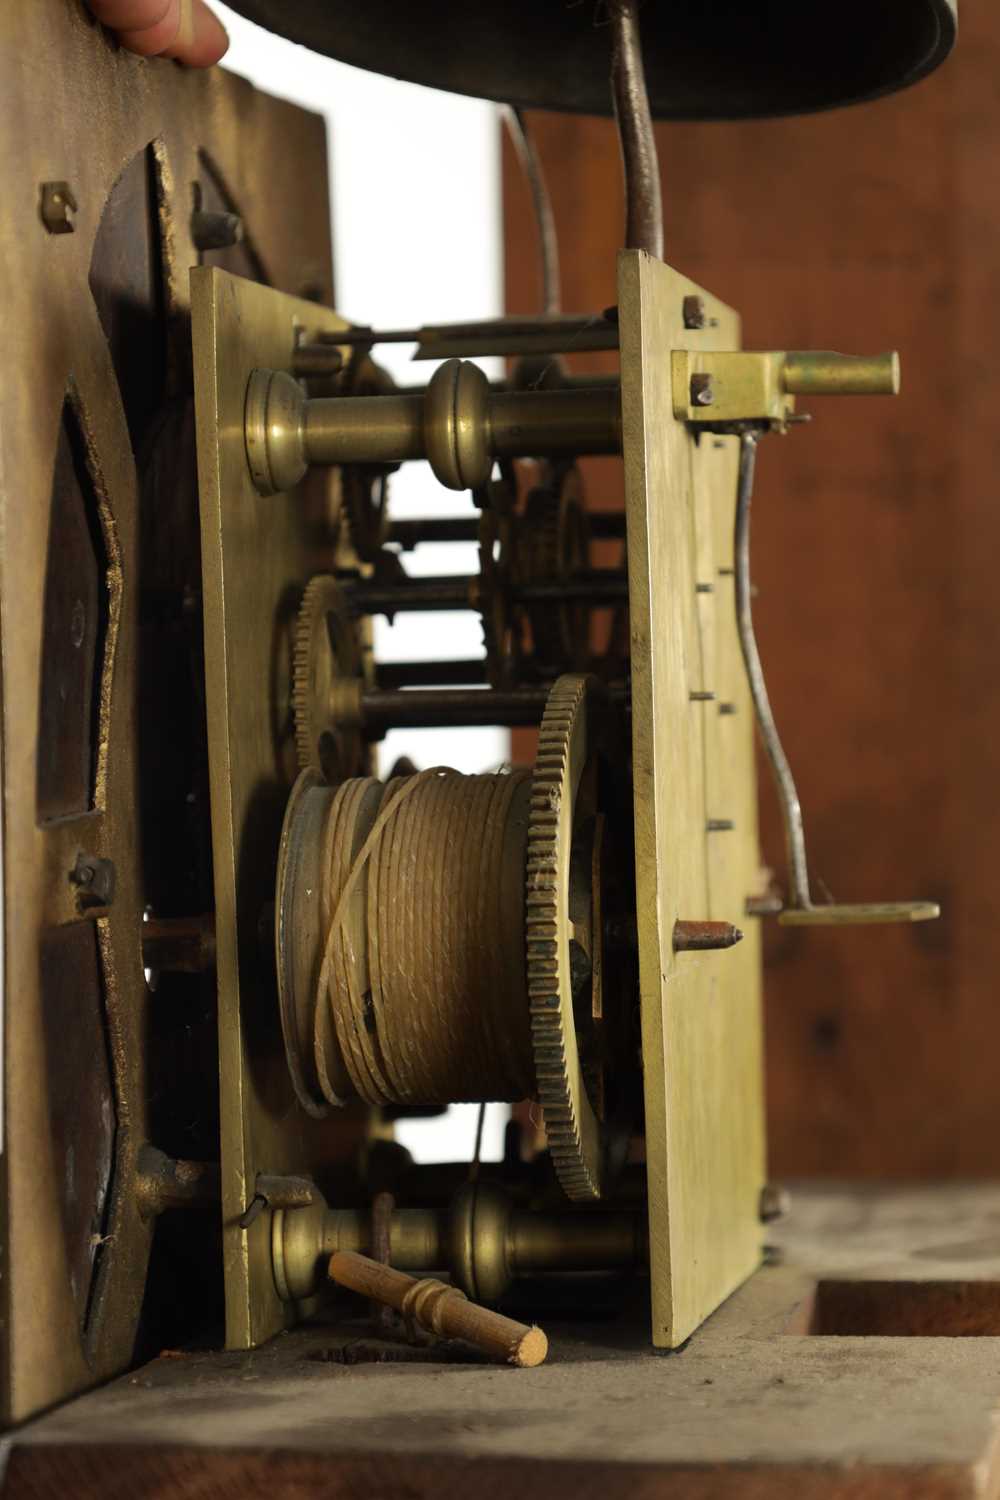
[226,0,956,119]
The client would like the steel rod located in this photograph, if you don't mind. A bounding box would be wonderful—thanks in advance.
[388,518,481,548]
[734,430,939,930]
[324,316,620,357]
[515,572,629,606]
[387,511,626,551]
[361,680,629,732]
[346,569,629,617]
[733,430,811,908]
[375,659,489,689]
[347,577,475,614]
[361,688,552,731]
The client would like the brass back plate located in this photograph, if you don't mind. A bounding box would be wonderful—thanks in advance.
[618,250,766,1347]
[191,268,372,1350]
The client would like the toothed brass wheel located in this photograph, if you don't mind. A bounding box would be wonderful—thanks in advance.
[292,574,366,780]
[526,673,634,1201]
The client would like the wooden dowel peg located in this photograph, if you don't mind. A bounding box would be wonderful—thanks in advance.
[328,1250,548,1368]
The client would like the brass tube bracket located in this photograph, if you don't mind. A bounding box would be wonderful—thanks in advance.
[672,349,900,427]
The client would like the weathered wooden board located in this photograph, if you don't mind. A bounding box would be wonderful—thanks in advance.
[618,250,765,1346]
[12,1184,1000,1499]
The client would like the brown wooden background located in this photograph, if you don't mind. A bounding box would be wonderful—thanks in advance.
[505,0,998,1178]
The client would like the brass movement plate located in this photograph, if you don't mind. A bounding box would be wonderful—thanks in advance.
[192,268,371,1350]
[618,251,766,1347]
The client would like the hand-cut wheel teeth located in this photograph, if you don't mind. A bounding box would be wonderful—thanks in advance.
[293,575,357,773]
[526,674,602,1202]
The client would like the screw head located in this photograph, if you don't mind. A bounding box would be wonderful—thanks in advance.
[69,851,116,908]
[40,181,77,234]
[683,294,707,330]
[690,372,714,407]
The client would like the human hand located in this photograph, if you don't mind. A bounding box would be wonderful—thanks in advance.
[86,0,229,67]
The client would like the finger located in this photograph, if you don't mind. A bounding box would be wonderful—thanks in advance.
[87,0,173,27]
[161,0,229,65]
[115,0,184,58]
[87,0,228,66]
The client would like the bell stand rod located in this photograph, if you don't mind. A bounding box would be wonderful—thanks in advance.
[609,0,664,261]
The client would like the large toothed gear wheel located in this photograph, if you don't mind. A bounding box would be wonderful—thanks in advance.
[527,673,616,1201]
[293,574,366,780]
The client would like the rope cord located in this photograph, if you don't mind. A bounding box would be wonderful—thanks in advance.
[312,768,534,1107]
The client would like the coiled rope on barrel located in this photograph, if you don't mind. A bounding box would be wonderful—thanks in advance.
[312,768,534,1107]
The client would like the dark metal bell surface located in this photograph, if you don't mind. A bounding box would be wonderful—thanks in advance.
[225,0,956,120]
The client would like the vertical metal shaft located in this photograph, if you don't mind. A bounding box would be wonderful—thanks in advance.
[609,0,664,261]
[734,431,811,909]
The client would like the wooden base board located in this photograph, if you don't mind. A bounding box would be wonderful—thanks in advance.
[9,1184,1000,1497]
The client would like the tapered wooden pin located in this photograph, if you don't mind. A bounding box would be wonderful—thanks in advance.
[328,1250,548,1368]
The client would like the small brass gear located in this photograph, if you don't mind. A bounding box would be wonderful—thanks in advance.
[526,673,612,1201]
[521,464,591,672]
[293,574,365,780]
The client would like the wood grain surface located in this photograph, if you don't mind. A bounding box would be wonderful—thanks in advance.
[505,0,997,1177]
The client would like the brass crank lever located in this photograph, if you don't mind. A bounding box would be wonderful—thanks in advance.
[733,428,939,929]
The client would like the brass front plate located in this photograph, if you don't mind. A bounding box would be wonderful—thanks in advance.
[191,269,370,1349]
[0,0,336,1421]
[619,251,766,1347]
